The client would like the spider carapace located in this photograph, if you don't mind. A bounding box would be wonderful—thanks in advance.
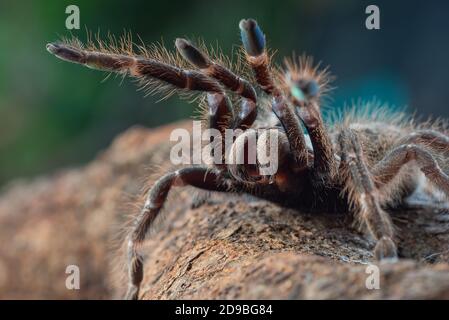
[47,18,449,299]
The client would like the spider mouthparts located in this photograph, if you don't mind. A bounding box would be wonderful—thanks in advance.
[239,18,265,56]
[175,38,210,69]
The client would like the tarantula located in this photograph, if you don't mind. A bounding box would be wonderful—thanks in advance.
[46,18,449,300]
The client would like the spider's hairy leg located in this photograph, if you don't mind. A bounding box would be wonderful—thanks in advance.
[206,92,234,166]
[47,39,236,160]
[239,19,273,94]
[271,96,309,165]
[339,129,397,261]
[285,61,336,184]
[46,42,223,93]
[371,143,449,197]
[372,129,449,194]
[295,100,336,184]
[175,38,257,129]
[398,130,449,154]
[175,38,257,102]
[234,99,257,130]
[125,166,231,300]
[239,19,309,166]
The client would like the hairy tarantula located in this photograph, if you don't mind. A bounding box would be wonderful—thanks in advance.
[46,18,449,300]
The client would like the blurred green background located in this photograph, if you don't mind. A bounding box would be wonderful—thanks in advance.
[1,0,448,187]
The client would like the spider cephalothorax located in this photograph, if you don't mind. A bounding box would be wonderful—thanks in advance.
[47,18,449,300]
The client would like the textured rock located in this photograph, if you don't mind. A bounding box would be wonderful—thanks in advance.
[0,121,448,299]
[0,122,185,299]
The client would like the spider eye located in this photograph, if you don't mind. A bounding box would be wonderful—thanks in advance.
[304,80,319,97]
[239,18,265,56]
[291,79,319,103]
[291,85,305,102]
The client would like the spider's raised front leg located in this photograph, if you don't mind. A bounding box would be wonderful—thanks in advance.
[338,129,397,261]
[125,166,232,300]
[46,42,223,93]
[239,19,336,183]
[175,38,258,129]
[239,19,309,168]
[291,100,336,185]
[46,40,236,164]
[284,59,336,185]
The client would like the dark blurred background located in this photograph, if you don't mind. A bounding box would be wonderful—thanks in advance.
[0,0,448,188]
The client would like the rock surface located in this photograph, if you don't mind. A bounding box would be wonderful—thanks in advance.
[0,121,448,299]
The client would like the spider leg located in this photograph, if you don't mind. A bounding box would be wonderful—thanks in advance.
[175,38,257,130]
[284,63,336,184]
[296,100,336,184]
[397,130,449,154]
[175,38,257,102]
[47,41,235,165]
[239,19,309,167]
[372,129,449,195]
[125,166,231,300]
[46,42,224,93]
[371,144,449,196]
[205,92,234,167]
[239,19,274,95]
[338,129,397,261]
